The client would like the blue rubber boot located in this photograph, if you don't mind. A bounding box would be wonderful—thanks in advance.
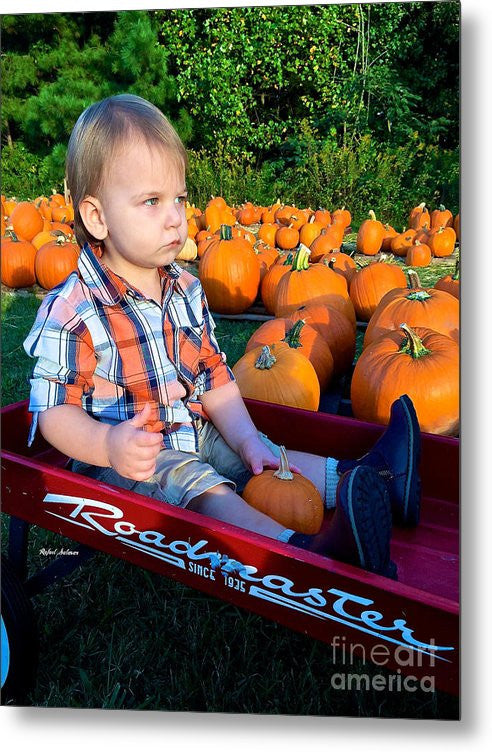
[337,395,421,527]
[290,466,397,580]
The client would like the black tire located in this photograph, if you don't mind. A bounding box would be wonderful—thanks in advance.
[1,555,39,705]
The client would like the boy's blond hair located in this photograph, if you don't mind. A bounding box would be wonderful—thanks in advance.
[66,94,188,247]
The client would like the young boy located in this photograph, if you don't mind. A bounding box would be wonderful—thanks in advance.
[24,94,421,580]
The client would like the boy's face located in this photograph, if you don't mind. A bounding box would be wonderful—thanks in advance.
[83,137,188,278]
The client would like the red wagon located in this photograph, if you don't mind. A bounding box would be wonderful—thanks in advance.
[1,398,459,700]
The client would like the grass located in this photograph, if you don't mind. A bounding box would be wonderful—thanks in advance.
[0,254,459,717]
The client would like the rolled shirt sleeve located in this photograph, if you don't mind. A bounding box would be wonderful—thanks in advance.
[23,296,96,444]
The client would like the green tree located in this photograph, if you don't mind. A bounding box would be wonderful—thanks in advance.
[1,10,192,188]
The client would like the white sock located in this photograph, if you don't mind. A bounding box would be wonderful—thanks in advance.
[324,457,339,509]
[277,528,295,542]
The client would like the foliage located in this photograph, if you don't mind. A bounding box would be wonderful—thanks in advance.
[158,2,459,160]
[1,4,459,223]
[1,10,192,164]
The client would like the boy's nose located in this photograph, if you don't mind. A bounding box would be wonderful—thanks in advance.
[163,202,183,228]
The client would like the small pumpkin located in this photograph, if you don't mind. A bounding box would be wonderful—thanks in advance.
[320,251,357,286]
[10,201,44,241]
[430,204,453,230]
[390,228,417,257]
[434,260,459,299]
[232,343,320,412]
[275,224,300,251]
[309,224,344,260]
[351,324,459,436]
[257,222,279,247]
[260,252,295,314]
[175,236,198,261]
[331,206,351,229]
[349,255,407,322]
[299,216,324,248]
[356,210,385,256]
[242,445,324,534]
[427,226,456,258]
[313,208,332,227]
[408,202,430,230]
[35,235,80,290]
[453,213,460,241]
[405,239,432,267]
[381,224,398,253]
[1,231,37,288]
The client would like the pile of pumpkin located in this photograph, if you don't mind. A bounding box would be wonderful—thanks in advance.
[183,197,459,436]
[356,202,459,264]
[1,194,80,290]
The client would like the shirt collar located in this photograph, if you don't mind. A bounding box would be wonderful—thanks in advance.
[78,243,185,306]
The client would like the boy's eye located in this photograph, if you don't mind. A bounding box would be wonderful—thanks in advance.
[144,197,159,206]
[175,195,187,206]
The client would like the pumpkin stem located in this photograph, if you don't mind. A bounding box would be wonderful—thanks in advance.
[291,243,311,271]
[284,319,305,349]
[407,269,422,289]
[4,229,19,242]
[439,204,446,211]
[368,210,377,222]
[255,345,277,370]
[399,323,432,359]
[219,224,233,241]
[273,446,294,481]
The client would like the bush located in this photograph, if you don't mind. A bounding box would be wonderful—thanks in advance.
[2,141,65,200]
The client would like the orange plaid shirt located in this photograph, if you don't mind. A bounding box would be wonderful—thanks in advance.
[24,243,234,452]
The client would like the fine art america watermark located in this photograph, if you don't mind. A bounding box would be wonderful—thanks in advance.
[329,634,436,692]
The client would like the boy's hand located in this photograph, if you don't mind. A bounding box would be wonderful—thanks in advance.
[238,433,301,476]
[104,403,164,481]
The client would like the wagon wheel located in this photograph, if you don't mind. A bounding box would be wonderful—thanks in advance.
[1,555,39,705]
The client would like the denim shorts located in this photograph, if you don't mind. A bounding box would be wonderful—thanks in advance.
[71,420,281,508]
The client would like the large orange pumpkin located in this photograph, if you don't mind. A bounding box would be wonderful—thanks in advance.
[349,256,407,322]
[242,445,324,534]
[232,343,320,411]
[198,224,260,314]
[10,201,44,241]
[320,251,357,286]
[363,270,459,347]
[291,303,356,375]
[274,244,354,324]
[1,232,37,288]
[34,235,80,290]
[245,318,334,392]
[356,210,385,256]
[351,324,459,436]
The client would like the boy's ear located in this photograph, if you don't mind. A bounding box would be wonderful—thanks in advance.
[79,196,108,241]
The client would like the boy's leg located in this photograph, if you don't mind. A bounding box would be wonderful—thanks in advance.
[186,483,286,538]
